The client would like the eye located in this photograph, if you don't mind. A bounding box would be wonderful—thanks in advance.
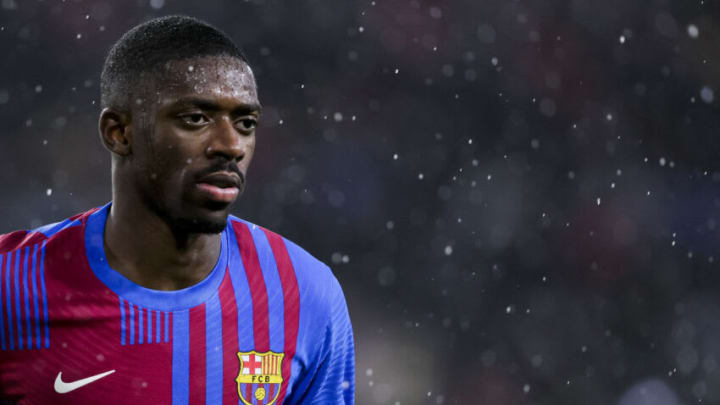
[236,117,258,133]
[180,113,210,126]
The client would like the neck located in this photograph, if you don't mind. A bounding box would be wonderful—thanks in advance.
[104,197,222,291]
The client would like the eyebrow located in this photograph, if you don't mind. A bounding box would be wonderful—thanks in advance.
[172,97,262,115]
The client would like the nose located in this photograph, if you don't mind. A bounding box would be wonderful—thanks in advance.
[205,116,249,161]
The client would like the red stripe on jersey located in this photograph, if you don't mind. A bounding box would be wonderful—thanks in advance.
[133,303,139,344]
[263,230,300,405]
[125,299,132,344]
[268,384,276,403]
[189,303,207,405]
[219,269,240,405]
[232,222,270,352]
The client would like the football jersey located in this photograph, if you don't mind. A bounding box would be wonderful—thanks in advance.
[0,203,355,405]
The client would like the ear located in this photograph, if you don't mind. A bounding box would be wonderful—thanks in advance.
[98,108,132,156]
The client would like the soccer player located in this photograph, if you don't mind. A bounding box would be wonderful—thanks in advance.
[0,16,354,405]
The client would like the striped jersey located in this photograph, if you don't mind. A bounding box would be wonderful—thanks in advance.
[0,203,355,405]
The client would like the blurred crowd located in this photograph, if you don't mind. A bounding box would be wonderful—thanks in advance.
[1,0,720,404]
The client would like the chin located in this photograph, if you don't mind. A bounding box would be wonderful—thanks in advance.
[166,204,231,234]
[171,215,228,234]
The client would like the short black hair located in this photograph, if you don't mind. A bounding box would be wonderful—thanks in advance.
[100,15,248,110]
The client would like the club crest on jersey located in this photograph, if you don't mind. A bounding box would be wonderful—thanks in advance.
[236,351,284,405]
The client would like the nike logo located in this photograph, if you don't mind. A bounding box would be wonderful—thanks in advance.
[54,370,115,394]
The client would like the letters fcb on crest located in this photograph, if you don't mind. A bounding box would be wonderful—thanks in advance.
[236,351,285,405]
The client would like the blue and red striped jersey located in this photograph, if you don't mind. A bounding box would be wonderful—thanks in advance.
[0,203,355,405]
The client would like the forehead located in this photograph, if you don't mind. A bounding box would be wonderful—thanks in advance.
[150,55,258,106]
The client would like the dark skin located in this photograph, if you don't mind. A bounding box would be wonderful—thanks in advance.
[98,56,261,290]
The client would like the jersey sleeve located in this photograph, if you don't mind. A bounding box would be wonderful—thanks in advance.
[290,273,355,404]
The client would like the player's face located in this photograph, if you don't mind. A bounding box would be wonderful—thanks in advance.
[132,56,260,234]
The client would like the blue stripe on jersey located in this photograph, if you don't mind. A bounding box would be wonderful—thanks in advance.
[0,254,5,350]
[165,311,169,343]
[139,306,144,344]
[129,302,135,345]
[225,224,254,350]
[147,307,152,344]
[22,247,32,349]
[205,293,223,403]
[171,310,189,405]
[119,298,126,345]
[5,252,13,350]
[245,223,285,353]
[13,249,22,350]
[205,294,223,404]
[30,244,41,349]
[31,217,81,238]
[85,204,228,311]
[40,242,49,348]
[156,310,161,343]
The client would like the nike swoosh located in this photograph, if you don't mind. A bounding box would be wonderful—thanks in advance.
[54,369,115,394]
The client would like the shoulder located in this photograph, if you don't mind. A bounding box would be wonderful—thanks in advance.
[227,216,343,303]
[0,207,100,255]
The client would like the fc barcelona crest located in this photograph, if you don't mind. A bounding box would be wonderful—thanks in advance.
[236,351,285,405]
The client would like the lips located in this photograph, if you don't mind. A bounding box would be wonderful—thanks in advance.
[195,171,243,204]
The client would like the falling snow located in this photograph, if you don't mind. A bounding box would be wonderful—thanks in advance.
[1,2,718,404]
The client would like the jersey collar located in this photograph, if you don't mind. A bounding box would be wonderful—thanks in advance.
[84,203,228,311]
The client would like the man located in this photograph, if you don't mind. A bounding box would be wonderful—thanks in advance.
[0,15,354,405]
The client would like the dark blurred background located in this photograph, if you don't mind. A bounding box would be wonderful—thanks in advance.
[2,0,720,404]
